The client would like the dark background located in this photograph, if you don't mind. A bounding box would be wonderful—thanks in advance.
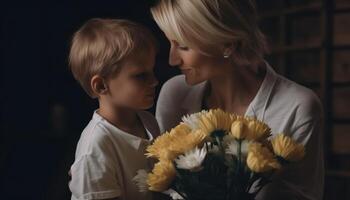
[1,1,178,199]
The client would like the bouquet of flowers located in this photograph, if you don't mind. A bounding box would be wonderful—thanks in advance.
[133,109,305,200]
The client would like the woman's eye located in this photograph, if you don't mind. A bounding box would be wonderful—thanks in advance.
[171,40,189,51]
[178,46,189,51]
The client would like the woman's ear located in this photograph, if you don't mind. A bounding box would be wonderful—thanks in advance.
[91,75,108,96]
[222,43,234,59]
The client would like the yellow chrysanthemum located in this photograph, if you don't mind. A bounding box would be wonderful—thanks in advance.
[146,123,204,160]
[147,160,176,192]
[245,118,271,141]
[197,114,216,135]
[209,109,236,132]
[230,118,249,140]
[146,131,176,160]
[197,109,235,136]
[271,134,305,162]
[170,123,192,137]
[247,143,281,173]
[168,129,207,156]
[184,129,207,147]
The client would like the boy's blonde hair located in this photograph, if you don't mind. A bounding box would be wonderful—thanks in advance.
[69,18,157,98]
[151,0,268,65]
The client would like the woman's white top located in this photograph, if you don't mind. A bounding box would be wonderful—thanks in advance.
[156,63,324,200]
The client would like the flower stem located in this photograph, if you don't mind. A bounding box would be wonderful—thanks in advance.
[215,136,225,155]
[237,139,244,198]
[237,139,242,172]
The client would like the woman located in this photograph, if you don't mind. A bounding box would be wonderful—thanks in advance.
[151,0,324,200]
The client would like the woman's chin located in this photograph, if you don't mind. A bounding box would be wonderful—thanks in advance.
[184,75,205,86]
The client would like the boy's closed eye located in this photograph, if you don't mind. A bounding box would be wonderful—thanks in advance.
[133,72,148,80]
[132,71,156,82]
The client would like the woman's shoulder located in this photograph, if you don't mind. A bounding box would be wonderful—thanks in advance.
[161,74,191,94]
[273,75,323,119]
[158,75,193,103]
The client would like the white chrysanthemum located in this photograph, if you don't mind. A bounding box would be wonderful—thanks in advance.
[132,169,149,193]
[225,140,250,157]
[163,189,184,200]
[175,147,207,171]
[182,110,209,129]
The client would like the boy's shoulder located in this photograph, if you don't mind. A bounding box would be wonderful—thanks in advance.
[75,114,117,157]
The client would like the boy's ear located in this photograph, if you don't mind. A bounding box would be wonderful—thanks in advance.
[91,75,108,96]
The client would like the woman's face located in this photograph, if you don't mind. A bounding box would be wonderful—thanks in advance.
[167,39,229,85]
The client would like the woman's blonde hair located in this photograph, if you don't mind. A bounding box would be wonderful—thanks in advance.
[150,0,268,65]
[69,18,157,98]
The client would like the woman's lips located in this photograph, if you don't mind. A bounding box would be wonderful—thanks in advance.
[180,68,191,73]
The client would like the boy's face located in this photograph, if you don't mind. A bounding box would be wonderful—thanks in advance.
[105,49,158,110]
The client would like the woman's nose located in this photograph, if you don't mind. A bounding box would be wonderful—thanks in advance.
[169,46,181,66]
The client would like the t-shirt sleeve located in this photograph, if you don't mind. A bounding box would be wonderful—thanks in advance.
[69,154,121,200]
[69,129,121,200]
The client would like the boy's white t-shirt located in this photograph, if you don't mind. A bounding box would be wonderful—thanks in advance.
[69,110,159,200]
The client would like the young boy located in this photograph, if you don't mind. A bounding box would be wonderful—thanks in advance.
[68,18,160,200]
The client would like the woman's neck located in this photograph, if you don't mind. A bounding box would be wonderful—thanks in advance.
[205,62,266,115]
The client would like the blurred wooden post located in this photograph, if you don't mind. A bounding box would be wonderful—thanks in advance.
[320,0,334,170]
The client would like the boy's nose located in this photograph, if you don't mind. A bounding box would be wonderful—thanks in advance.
[152,79,159,87]
[150,75,159,87]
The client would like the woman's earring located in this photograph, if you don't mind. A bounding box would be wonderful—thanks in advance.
[223,48,232,58]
